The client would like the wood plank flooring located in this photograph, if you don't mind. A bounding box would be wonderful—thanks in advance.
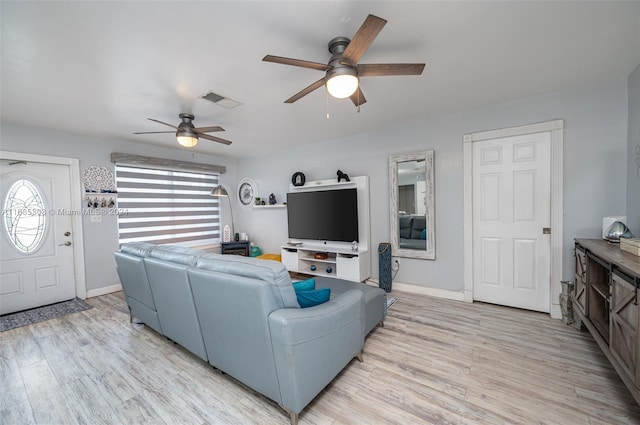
[2,290,640,424]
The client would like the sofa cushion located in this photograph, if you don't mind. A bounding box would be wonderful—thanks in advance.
[410,215,426,239]
[296,288,331,308]
[293,278,316,292]
[149,245,205,266]
[399,215,412,239]
[196,254,300,309]
[120,241,156,257]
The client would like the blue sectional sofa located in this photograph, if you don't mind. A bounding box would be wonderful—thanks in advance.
[114,242,386,424]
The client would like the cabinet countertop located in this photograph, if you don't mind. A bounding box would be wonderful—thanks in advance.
[575,238,640,278]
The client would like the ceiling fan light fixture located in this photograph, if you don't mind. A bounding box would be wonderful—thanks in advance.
[326,67,358,99]
[176,131,199,148]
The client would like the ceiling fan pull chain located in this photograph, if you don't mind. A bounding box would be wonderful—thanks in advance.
[326,89,330,120]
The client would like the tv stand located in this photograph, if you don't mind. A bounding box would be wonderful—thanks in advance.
[281,245,370,282]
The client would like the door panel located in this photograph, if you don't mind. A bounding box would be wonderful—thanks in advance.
[0,162,76,314]
[473,132,551,312]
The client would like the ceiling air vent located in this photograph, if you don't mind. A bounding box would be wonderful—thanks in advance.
[201,91,242,110]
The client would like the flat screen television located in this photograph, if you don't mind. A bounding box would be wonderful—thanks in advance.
[286,188,359,243]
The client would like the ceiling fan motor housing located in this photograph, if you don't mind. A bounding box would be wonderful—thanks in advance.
[325,36,359,98]
[177,113,196,137]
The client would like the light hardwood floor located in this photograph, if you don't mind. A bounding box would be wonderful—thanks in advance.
[2,290,640,425]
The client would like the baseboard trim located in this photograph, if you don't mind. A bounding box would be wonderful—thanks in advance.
[365,279,465,302]
[86,283,122,299]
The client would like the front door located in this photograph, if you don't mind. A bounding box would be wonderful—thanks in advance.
[0,161,76,314]
[472,131,551,312]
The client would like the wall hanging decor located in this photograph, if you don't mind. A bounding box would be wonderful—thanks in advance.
[82,165,117,209]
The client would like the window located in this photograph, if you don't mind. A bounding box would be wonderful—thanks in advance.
[115,165,220,246]
[3,179,47,253]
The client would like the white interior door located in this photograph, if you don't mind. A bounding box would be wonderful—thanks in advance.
[0,161,76,314]
[472,132,551,312]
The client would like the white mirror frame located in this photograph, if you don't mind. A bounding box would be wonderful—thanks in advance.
[389,150,435,260]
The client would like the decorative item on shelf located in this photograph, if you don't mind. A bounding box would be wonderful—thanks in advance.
[602,216,627,239]
[82,165,117,209]
[310,265,316,272]
[254,197,261,206]
[291,172,306,187]
[351,241,358,252]
[314,252,328,260]
[237,178,258,210]
[235,233,240,242]
[605,220,633,243]
[240,232,248,241]
[250,245,262,257]
[325,266,333,274]
[620,238,640,256]
[223,224,231,243]
[269,193,277,205]
[337,170,350,182]
[261,200,266,205]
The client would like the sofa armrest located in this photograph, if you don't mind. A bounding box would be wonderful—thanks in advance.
[268,289,364,415]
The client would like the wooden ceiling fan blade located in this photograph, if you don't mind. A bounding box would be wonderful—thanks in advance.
[147,118,181,130]
[263,55,332,72]
[193,126,225,133]
[340,14,387,66]
[199,133,233,145]
[133,131,176,134]
[357,63,425,77]
[285,78,326,103]
[350,87,367,107]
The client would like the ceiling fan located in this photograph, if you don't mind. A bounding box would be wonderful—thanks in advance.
[133,113,232,147]
[263,14,425,107]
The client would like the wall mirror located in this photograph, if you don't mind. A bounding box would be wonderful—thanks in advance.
[389,150,435,260]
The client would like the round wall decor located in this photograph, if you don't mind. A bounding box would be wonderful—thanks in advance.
[291,172,306,187]
[237,178,258,209]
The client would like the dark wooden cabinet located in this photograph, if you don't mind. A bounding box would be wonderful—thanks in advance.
[574,239,640,405]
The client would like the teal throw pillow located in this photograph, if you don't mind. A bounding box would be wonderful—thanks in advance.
[292,278,316,293]
[420,229,427,240]
[296,288,331,308]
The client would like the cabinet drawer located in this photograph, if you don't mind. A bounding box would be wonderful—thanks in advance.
[281,248,298,271]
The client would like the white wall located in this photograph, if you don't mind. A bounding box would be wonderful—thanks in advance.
[235,78,630,292]
[0,123,237,292]
[627,63,640,235]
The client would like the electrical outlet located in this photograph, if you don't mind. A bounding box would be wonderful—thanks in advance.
[394,257,400,265]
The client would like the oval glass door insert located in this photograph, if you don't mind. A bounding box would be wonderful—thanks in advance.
[3,179,47,253]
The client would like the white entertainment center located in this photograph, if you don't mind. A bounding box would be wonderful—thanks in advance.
[280,175,371,282]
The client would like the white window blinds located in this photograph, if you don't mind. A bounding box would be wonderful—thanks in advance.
[115,165,220,246]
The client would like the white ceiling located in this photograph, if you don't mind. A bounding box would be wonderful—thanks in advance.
[2,1,639,158]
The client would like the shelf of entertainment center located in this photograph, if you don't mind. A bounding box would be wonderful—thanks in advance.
[281,245,369,282]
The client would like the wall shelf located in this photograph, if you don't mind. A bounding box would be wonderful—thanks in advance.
[253,204,286,209]
[289,178,356,192]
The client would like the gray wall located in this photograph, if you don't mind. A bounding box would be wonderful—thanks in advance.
[628,63,640,235]
[0,123,237,292]
[0,76,632,295]
[235,78,630,291]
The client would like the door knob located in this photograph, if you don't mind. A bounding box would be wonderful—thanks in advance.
[64,231,71,236]
[59,241,71,246]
